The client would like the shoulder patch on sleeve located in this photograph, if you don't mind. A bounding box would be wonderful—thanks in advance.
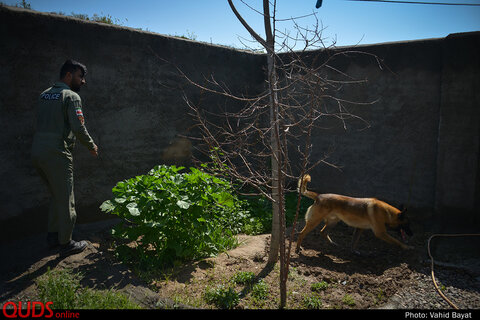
[75,106,85,125]
[75,106,83,117]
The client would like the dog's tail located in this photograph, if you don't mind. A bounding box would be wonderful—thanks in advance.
[297,174,319,200]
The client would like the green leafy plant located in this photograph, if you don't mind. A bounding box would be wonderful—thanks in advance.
[100,165,252,267]
[239,191,313,234]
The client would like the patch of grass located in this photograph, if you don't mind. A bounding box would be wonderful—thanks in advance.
[229,271,270,307]
[374,288,386,305]
[311,281,329,292]
[251,280,269,301]
[36,268,140,309]
[231,271,256,285]
[36,268,81,309]
[203,285,239,309]
[303,294,323,309]
[342,293,356,307]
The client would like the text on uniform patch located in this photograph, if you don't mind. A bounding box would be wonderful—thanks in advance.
[40,93,61,100]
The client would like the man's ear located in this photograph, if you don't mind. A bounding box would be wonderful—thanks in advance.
[63,71,73,82]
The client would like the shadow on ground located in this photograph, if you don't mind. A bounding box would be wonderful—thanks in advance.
[0,219,184,309]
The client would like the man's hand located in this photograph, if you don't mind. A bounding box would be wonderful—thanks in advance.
[90,144,98,157]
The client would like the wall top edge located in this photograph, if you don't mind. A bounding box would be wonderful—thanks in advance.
[2,4,479,56]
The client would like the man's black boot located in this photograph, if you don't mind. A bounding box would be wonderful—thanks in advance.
[59,240,88,256]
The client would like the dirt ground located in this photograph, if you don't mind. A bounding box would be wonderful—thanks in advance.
[1,219,479,310]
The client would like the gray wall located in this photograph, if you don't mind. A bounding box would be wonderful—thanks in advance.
[298,34,479,225]
[0,6,265,238]
[1,5,479,241]
[304,39,444,208]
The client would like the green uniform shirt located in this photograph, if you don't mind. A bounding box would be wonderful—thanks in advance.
[33,82,95,154]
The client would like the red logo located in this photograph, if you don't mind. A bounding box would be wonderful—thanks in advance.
[2,301,54,318]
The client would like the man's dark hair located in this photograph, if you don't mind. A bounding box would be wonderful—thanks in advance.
[59,59,87,79]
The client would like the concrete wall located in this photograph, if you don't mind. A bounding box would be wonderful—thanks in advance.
[435,33,480,220]
[0,5,265,239]
[294,33,479,226]
[0,5,479,241]
[302,39,444,209]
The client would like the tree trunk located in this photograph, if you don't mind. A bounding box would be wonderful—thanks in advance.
[263,0,281,267]
[227,0,286,307]
[262,0,287,308]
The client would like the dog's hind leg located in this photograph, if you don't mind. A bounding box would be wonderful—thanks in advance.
[295,205,329,253]
[350,228,364,255]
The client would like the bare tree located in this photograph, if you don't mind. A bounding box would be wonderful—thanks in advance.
[181,0,379,308]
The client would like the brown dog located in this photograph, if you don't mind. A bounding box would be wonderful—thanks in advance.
[295,175,413,253]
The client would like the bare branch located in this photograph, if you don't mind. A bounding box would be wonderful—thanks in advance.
[227,0,270,52]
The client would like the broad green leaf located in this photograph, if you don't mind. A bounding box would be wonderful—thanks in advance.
[217,192,234,207]
[126,202,140,216]
[176,200,190,209]
[114,197,127,204]
[99,200,115,213]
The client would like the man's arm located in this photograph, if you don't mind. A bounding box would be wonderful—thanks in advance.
[66,96,98,156]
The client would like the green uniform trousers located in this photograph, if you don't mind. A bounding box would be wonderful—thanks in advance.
[32,136,76,245]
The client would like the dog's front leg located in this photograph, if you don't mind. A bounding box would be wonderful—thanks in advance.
[374,230,413,250]
[320,220,340,247]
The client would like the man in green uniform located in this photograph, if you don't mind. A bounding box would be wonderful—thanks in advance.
[31,60,98,256]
